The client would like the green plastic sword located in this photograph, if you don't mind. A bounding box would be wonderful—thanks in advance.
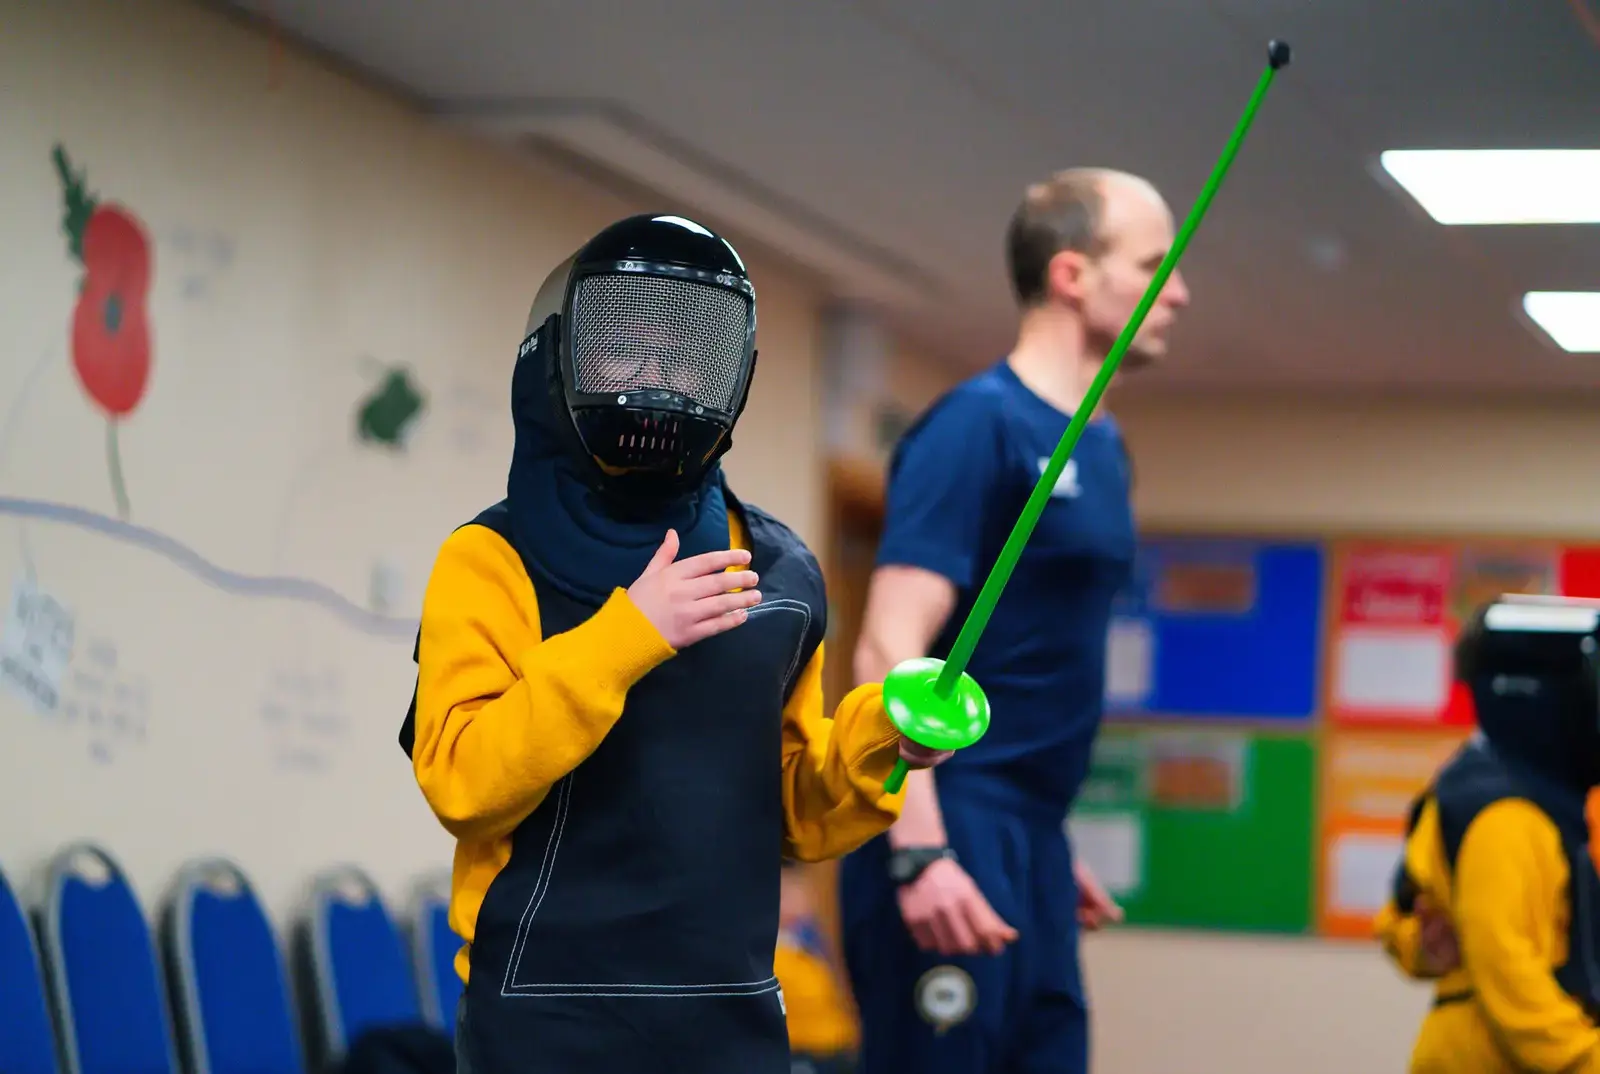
[882,40,1294,794]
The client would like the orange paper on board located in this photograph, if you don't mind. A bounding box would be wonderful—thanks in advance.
[1318,728,1470,939]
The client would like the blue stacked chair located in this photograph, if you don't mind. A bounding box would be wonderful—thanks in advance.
[38,843,179,1074]
[163,858,304,1074]
[0,861,59,1074]
[408,871,462,1032]
[299,865,421,1065]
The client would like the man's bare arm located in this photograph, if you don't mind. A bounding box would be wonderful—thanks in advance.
[853,564,958,849]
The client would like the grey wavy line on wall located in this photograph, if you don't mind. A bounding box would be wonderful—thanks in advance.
[0,497,419,639]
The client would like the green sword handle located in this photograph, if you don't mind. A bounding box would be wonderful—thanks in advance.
[883,40,1293,795]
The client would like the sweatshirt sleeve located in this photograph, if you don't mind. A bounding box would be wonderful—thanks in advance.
[780,640,906,861]
[1376,796,1441,979]
[410,523,676,843]
[1454,797,1600,1074]
[1375,902,1427,979]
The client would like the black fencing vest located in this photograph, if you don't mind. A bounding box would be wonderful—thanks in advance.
[1423,739,1600,1018]
[402,489,827,1074]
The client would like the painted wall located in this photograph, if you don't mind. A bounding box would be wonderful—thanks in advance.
[0,0,825,927]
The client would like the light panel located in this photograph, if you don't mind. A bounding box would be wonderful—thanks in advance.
[1522,292,1600,353]
[1379,150,1600,225]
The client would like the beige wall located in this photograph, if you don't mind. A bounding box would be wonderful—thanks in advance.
[870,359,1600,547]
[0,0,822,924]
[1118,393,1600,540]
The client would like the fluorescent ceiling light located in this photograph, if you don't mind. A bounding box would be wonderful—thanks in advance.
[1522,292,1600,353]
[1378,149,1600,224]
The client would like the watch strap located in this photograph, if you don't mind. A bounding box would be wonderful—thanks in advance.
[888,846,958,886]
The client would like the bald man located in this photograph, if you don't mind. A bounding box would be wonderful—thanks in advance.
[839,170,1191,1074]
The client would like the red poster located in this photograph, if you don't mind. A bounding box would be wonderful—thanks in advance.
[1329,545,1456,728]
[1560,547,1600,598]
[1328,542,1573,730]
[1340,547,1449,626]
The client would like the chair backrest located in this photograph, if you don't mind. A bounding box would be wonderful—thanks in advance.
[303,866,419,1060]
[39,843,178,1074]
[164,858,304,1074]
[408,872,461,1030]
[0,861,59,1074]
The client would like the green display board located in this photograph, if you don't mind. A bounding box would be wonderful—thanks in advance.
[1067,725,1316,934]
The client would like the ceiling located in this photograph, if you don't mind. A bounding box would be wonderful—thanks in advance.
[221,0,1600,396]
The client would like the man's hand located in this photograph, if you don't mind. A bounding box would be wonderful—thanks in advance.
[1415,898,1461,976]
[1075,858,1124,931]
[896,858,1019,957]
[627,530,761,649]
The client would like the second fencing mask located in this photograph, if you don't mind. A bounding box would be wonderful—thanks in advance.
[1455,594,1600,789]
[519,213,758,504]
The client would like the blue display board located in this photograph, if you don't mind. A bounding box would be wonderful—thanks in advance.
[1104,537,1324,722]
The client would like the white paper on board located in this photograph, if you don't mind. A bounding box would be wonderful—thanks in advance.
[1335,627,1451,713]
[1330,832,1405,915]
[1105,617,1153,706]
[1067,812,1143,898]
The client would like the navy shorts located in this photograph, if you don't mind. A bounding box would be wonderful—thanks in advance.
[838,784,1088,1074]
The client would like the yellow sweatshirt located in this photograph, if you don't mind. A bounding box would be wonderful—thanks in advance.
[1378,795,1600,1074]
[774,917,860,1057]
[409,507,906,984]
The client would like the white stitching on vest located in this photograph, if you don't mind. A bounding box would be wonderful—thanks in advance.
[499,775,574,996]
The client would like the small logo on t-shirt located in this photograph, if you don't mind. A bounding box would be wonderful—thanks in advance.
[1038,457,1081,498]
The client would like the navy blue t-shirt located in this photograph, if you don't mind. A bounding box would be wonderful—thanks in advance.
[876,361,1136,816]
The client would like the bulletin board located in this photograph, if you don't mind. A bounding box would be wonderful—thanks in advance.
[1070,724,1316,934]
[1311,537,1600,939]
[1073,529,1326,937]
[1104,536,1324,724]
[1324,541,1600,730]
[1316,726,1468,939]
[1066,529,1600,940]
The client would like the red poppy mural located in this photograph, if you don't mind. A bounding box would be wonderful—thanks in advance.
[52,144,153,521]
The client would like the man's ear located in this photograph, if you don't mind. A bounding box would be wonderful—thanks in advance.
[1045,249,1091,303]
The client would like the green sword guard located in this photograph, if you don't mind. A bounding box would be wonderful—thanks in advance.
[883,40,1293,794]
[882,658,991,794]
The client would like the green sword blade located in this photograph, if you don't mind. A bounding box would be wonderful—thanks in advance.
[932,52,1288,700]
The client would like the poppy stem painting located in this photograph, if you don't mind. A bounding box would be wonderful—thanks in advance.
[105,421,131,521]
[52,144,153,521]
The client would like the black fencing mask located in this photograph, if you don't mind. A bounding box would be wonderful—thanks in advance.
[518,213,759,509]
[1456,594,1600,789]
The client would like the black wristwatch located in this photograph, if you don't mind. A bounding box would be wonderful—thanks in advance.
[887,846,958,886]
